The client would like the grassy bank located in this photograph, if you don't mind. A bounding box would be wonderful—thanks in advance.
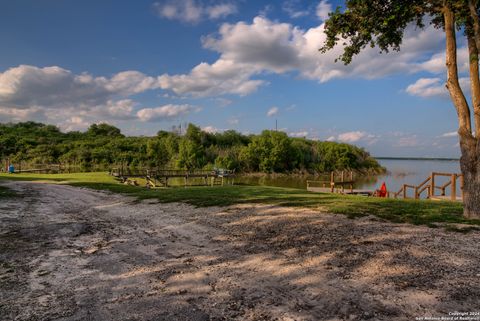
[0,172,477,228]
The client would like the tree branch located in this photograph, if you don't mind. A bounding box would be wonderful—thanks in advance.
[468,0,480,52]
[444,4,473,137]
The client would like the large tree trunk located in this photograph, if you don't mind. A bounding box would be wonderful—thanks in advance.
[444,5,480,218]
[459,137,480,218]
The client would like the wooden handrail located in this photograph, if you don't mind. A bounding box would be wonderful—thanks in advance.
[417,185,430,197]
[331,181,355,185]
[307,180,330,184]
[417,176,431,190]
[440,181,452,189]
[418,185,430,194]
[432,172,456,177]
[394,186,404,198]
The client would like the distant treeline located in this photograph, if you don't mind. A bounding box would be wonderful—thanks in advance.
[0,122,384,174]
[375,157,460,161]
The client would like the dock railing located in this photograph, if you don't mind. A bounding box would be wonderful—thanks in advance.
[110,167,235,188]
[307,171,355,194]
[392,172,463,201]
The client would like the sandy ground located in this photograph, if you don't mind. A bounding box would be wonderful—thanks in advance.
[1,182,480,321]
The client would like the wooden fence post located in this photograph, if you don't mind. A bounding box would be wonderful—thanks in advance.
[350,171,354,192]
[451,174,456,201]
[430,172,435,198]
[403,184,407,199]
[330,172,335,193]
[341,171,345,193]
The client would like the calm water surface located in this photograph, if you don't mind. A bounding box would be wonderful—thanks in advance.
[236,159,461,196]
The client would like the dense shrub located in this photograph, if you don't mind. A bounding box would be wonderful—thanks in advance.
[0,122,383,173]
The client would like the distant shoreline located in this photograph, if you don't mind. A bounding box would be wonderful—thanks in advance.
[375,157,460,161]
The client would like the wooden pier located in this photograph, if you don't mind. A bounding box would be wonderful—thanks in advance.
[110,168,235,188]
[307,170,463,202]
[307,171,372,196]
[391,172,463,201]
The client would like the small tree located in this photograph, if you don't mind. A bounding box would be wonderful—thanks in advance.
[322,0,480,218]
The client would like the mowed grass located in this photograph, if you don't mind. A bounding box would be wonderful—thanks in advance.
[0,172,477,228]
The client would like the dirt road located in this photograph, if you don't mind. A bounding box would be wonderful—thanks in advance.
[1,182,479,321]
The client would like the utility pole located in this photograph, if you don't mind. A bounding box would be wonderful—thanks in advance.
[275,119,278,131]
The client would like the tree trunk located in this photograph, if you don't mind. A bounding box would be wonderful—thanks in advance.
[459,136,480,218]
[444,5,480,218]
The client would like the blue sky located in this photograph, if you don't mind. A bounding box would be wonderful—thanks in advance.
[0,0,469,157]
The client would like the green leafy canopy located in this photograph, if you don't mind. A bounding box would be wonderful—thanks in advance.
[320,0,475,64]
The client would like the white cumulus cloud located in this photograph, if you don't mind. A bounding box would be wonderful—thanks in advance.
[289,131,308,137]
[328,131,377,144]
[0,65,161,110]
[202,125,220,133]
[326,136,336,142]
[282,0,309,19]
[153,0,236,24]
[158,59,265,97]
[207,4,237,19]
[406,78,447,98]
[136,104,199,122]
[441,131,458,138]
[316,0,332,21]
[267,107,279,117]
[158,15,447,97]
[59,116,91,132]
[0,65,174,127]
[415,47,468,74]
[338,131,370,143]
[406,77,469,99]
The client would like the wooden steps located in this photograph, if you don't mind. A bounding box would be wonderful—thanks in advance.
[392,172,463,202]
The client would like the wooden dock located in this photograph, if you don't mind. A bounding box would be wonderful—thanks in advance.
[307,171,373,195]
[307,170,463,202]
[110,168,235,187]
[307,186,373,196]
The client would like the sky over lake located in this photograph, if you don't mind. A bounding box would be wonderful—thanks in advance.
[0,0,468,157]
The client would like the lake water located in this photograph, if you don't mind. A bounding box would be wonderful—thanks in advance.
[236,159,461,198]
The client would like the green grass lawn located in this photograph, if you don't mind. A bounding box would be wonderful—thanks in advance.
[0,172,477,228]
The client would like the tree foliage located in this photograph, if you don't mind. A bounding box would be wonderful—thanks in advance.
[320,0,472,64]
[0,122,382,173]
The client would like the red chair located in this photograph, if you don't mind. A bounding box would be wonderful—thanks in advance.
[376,182,387,197]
